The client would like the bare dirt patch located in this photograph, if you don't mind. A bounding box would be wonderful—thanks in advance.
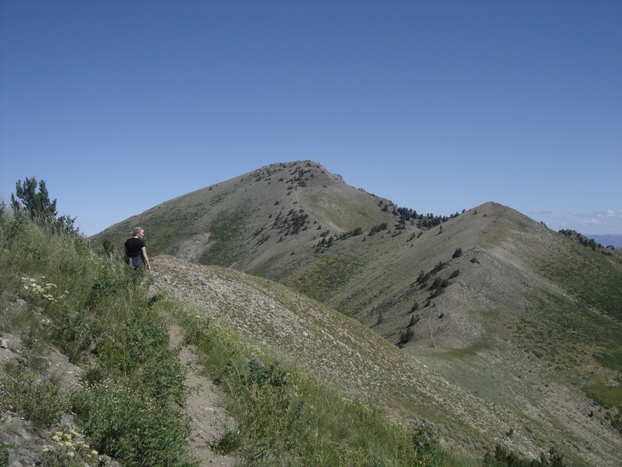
[168,325,238,466]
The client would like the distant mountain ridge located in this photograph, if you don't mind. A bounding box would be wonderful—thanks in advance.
[590,234,622,248]
[93,160,622,465]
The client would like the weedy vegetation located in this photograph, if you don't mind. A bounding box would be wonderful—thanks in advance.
[0,201,196,465]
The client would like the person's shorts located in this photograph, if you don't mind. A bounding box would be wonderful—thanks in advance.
[127,255,145,269]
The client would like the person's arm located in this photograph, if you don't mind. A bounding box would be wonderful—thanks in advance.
[141,246,151,272]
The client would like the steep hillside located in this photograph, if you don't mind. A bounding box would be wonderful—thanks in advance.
[93,160,622,465]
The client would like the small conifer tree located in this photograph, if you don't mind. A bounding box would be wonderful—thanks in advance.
[11,177,77,234]
[12,177,57,224]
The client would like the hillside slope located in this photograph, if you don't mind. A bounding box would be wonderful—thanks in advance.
[94,160,622,465]
[150,255,621,466]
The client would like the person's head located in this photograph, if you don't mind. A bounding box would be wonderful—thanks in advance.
[132,228,144,238]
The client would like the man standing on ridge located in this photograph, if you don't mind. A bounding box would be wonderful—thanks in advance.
[124,227,152,272]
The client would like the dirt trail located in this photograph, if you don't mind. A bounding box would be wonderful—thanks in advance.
[168,325,238,466]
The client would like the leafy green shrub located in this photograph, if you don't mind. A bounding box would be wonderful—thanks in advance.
[0,362,67,428]
[238,375,307,462]
[429,277,442,291]
[57,308,104,362]
[96,307,168,375]
[70,381,196,467]
[431,260,447,274]
[416,270,430,285]
[398,328,415,347]
[452,247,463,258]
[85,267,127,310]
[368,222,388,236]
[140,351,187,405]
[428,277,450,298]
[483,444,565,466]
[68,293,194,465]
[246,356,289,389]
[213,430,243,455]
[97,239,116,259]
[181,315,212,346]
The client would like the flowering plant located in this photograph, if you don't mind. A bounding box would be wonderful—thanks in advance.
[41,428,107,466]
[21,276,67,308]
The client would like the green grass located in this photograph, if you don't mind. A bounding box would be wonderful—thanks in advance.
[540,241,622,322]
[585,376,622,436]
[291,253,363,303]
[198,205,250,266]
[0,362,68,428]
[585,382,622,410]
[595,350,622,373]
[506,285,622,439]
[513,288,622,370]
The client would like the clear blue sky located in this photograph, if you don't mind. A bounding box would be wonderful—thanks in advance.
[1,0,621,236]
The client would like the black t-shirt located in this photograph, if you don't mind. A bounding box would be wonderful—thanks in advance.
[125,237,145,257]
